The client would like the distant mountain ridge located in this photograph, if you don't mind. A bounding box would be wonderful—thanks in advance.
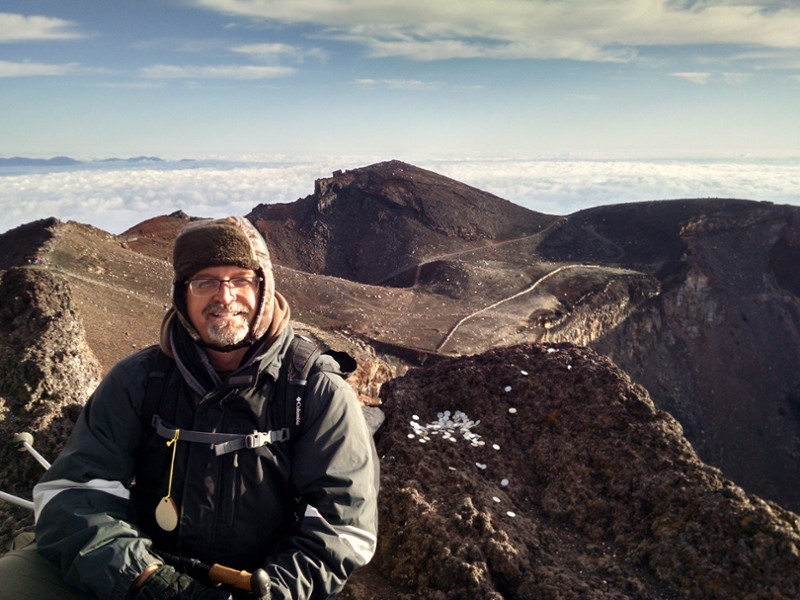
[0,155,170,167]
[248,160,560,285]
[0,156,81,167]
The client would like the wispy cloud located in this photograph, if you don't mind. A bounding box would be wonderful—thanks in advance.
[353,78,443,90]
[670,71,712,83]
[189,0,800,63]
[721,71,751,84]
[140,64,295,79]
[231,42,328,63]
[0,60,78,77]
[95,81,168,89]
[0,12,82,43]
[728,48,800,70]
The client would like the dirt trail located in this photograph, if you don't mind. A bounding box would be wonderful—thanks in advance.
[59,269,166,307]
[381,218,569,287]
[435,263,626,353]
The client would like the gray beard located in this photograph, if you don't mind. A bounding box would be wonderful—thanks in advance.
[203,301,252,346]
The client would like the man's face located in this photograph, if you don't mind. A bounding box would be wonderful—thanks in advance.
[185,265,259,346]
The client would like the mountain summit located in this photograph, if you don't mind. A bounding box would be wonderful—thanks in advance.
[248,160,559,284]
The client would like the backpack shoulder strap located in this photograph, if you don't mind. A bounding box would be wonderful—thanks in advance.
[279,335,322,443]
[141,347,175,432]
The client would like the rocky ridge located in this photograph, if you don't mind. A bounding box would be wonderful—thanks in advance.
[0,267,102,547]
[368,344,800,599]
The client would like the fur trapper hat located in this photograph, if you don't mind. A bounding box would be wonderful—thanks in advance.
[171,216,275,348]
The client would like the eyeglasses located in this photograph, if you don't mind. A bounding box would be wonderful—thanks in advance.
[185,277,262,297]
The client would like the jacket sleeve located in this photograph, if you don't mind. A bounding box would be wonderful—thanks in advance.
[34,350,162,600]
[265,366,379,600]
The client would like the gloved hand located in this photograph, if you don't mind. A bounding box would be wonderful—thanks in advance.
[249,568,271,600]
[135,565,232,600]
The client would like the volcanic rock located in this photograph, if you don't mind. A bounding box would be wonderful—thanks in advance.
[563,201,800,512]
[0,267,101,549]
[118,211,195,262]
[366,343,800,599]
[0,217,60,271]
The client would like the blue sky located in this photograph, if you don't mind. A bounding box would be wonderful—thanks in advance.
[3,0,800,159]
[1,1,799,233]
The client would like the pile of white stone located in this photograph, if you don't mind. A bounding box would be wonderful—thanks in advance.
[408,410,485,446]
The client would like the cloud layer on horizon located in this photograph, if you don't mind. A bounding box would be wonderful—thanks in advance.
[2,158,799,235]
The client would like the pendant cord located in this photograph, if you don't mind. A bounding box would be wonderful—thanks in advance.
[165,429,180,498]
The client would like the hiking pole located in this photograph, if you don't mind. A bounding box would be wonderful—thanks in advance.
[13,432,52,470]
[0,433,50,510]
[155,551,270,600]
[0,490,34,510]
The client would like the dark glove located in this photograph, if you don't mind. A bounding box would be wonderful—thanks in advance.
[135,565,232,600]
[249,568,271,600]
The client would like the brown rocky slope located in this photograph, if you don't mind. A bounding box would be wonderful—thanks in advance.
[545,201,800,513]
[366,344,800,599]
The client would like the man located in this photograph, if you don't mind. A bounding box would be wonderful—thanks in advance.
[0,216,378,600]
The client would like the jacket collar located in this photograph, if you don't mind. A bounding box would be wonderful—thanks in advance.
[161,293,292,397]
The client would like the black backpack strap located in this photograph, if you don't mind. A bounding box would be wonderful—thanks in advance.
[141,347,175,433]
[279,336,322,444]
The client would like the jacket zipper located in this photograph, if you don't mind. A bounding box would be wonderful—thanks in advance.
[216,391,240,529]
[228,451,238,527]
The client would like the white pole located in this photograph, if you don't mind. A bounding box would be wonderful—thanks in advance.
[21,441,51,470]
[0,490,34,511]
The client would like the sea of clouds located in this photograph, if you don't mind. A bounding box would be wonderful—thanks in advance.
[1,156,799,235]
